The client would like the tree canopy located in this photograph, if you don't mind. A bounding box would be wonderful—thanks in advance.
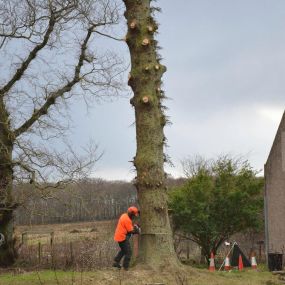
[169,156,264,262]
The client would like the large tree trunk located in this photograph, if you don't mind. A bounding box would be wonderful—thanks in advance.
[123,0,178,268]
[0,210,16,266]
[0,99,17,266]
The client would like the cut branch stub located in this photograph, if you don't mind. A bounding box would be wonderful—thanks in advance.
[144,66,150,72]
[130,21,137,29]
[154,64,160,70]
[142,38,150,46]
[142,96,149,103]
[154,205,164,212]
[147,25,154,33]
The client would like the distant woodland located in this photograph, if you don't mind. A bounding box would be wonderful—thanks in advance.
[14,178,185,225]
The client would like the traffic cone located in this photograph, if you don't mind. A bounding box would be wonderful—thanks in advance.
[209,252,215,272]
[251,252,257,270]
[238,254,244,271]
[224,255,231,271]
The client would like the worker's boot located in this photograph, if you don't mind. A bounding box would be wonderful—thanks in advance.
[113,262,121,269]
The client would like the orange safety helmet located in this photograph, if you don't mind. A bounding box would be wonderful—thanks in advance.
[127,206,140,216]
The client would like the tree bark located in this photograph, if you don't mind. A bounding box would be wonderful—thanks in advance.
[0,211,16,266]
[0,99,17,266]
[123,0,178,267]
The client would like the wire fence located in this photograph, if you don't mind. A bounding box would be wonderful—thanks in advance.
[16,228,118,270]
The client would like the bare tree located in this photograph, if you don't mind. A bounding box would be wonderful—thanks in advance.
[0,0,124,265]
[181,155,212,178]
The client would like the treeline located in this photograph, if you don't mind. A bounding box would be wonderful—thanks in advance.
[14,178,185,225]
[14,179,137,225]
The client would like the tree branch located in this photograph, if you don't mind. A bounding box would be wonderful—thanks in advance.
[13,25,94,138]
[94,30,124,41]
[12,161,35,182]
[175,233,200,244]
[0,14,56,97]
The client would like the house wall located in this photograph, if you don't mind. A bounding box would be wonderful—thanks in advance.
[264,113,285,258]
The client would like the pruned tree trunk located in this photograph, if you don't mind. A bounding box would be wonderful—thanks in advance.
[123,0,178,267]
[0,99,16,266]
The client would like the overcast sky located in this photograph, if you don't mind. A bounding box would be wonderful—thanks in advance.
[69,0,285,180]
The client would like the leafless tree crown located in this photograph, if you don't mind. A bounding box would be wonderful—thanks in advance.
[0,0,125,190]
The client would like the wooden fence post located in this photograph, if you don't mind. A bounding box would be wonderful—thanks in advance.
[38,242,42,264]
[50,232,54,247]
[21,232,28,245]
[99,250,102,267]
[186,240,190,260]
[70,242,74,265]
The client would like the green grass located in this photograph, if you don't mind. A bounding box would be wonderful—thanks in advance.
[0,270,114,285]
[0,271,81,285]
[0,267,282,285]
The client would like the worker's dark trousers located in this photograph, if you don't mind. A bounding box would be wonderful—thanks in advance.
[114,239,132,269]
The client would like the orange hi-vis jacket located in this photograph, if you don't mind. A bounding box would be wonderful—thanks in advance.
[114,213,134,242]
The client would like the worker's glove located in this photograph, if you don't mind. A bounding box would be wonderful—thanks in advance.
[133,224,141,234]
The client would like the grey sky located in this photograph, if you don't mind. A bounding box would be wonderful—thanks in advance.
[69,0,285,180]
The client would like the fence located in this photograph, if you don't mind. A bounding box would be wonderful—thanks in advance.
[15,222,266,270]
[18,239,117,270]
[17,225,119,270]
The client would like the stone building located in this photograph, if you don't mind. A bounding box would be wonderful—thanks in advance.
[264,111,285,263]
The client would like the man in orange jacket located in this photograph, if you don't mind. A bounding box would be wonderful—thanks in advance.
[113,206,140,270]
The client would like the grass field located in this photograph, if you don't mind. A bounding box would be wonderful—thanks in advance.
[0,267,282,285]
[16,220,116,245]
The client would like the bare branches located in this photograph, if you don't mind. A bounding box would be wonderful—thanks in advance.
[0,0,122,97]
[94,30,124,41]
[0,1,81,46]
[0,0,125,141]
[13,139,101,189]
[181,155,212,178]
[0,14,56,97]
[0,0,90,97]
[13,24,94,138]
[0,0,125,209]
